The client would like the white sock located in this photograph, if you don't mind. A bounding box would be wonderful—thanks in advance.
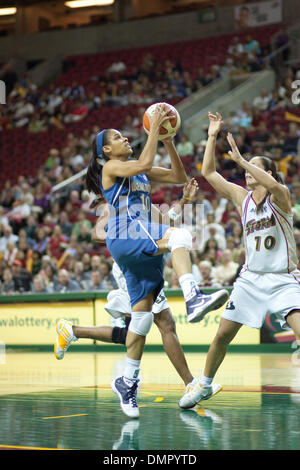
[202,375,213,387]
[179,273,198,301]
[124,356,140,381]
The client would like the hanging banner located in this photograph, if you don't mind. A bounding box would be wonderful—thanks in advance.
[234,0,282,31]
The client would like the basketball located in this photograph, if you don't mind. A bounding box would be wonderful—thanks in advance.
[143,102,181,141]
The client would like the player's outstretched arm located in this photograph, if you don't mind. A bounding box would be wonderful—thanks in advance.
[146,137,188,184]
[171,178,198,214]
[150,178,198,225]
[104,104,170,179]
[227,132,291,213]
[201,112,247,212]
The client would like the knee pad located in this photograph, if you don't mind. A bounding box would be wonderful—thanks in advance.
[128,311,154,336]
[112,326,128,345]
[166,227,193,252]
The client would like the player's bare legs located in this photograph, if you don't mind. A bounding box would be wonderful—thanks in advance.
[203,318,242,378]
[125,292,154,361]
[179,318,242,409]
[154,308,193,385]
[73,325,114,342]
[286,310,300,342]
[178,318,242,409]
[111,292,154,418]
[156,229,229,323]
[156,229,192,276]
[61,308,193,386]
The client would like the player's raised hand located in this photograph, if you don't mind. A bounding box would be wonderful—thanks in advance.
[208,112,223,137]
[162,135,175,144]
[183,178,198,200]
[227,132,244,164]
[148,103,170,131]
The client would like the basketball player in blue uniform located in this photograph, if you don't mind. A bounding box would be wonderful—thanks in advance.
[179,112,300,409]
[84,105,229,417]
[54,180,202,391]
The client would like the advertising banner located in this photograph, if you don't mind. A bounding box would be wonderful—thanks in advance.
[0,301,94,345]
[95,297,260,345]
[234,0,282,31]
[0,295,265,346]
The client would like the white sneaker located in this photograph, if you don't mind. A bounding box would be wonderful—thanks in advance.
[54,319,78,360]
[183,377,199,397]
[179,378,223,409]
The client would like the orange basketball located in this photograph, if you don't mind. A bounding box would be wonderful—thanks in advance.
[143,102,181,141]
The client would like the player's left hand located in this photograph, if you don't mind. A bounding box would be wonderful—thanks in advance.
[183,178,198,199]
[162,135,175,144]
[227,133,244,164]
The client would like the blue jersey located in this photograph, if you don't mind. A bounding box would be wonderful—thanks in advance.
[100,172,169,307]
[100,174,154,239]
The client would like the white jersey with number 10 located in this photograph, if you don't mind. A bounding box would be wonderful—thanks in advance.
[242,192,298,273]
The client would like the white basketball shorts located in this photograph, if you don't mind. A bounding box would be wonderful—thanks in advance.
[104,288,169,319]
[222,268,300,329]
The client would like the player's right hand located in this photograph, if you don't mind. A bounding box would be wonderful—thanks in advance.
[148,103,171,131]
[208,111,224,137]
[183,178,198,199]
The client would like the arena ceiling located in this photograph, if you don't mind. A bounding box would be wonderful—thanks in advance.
[0,0,216,7]
[0,0,55,5]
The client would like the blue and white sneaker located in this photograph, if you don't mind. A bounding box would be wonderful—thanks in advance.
[186,287,229,323]
[111,376,140,418]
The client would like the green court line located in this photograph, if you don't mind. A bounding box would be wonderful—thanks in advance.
[0,288,232,304]
[5,343,294,353]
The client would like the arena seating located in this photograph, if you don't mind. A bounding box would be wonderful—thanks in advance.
[0,25,282,186]
[57,25,280,87]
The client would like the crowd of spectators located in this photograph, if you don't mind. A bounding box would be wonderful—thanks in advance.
[0,31,279,134]
[0,26,300,295]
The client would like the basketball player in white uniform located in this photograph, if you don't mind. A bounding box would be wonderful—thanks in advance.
[179,111,300,409]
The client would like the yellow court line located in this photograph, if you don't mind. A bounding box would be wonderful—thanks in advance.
[140,391,159,397]
[42,413,88,420]
[0,444,68,450]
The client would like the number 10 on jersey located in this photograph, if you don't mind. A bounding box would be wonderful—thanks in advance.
[141,194,151,213]
[255,235,276,251]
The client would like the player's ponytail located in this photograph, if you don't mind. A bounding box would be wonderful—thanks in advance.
[254,156,284,213]
[86,130,110,197]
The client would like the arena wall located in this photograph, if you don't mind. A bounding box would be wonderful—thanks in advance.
[0,290,258,346]
[0,1,295,63]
